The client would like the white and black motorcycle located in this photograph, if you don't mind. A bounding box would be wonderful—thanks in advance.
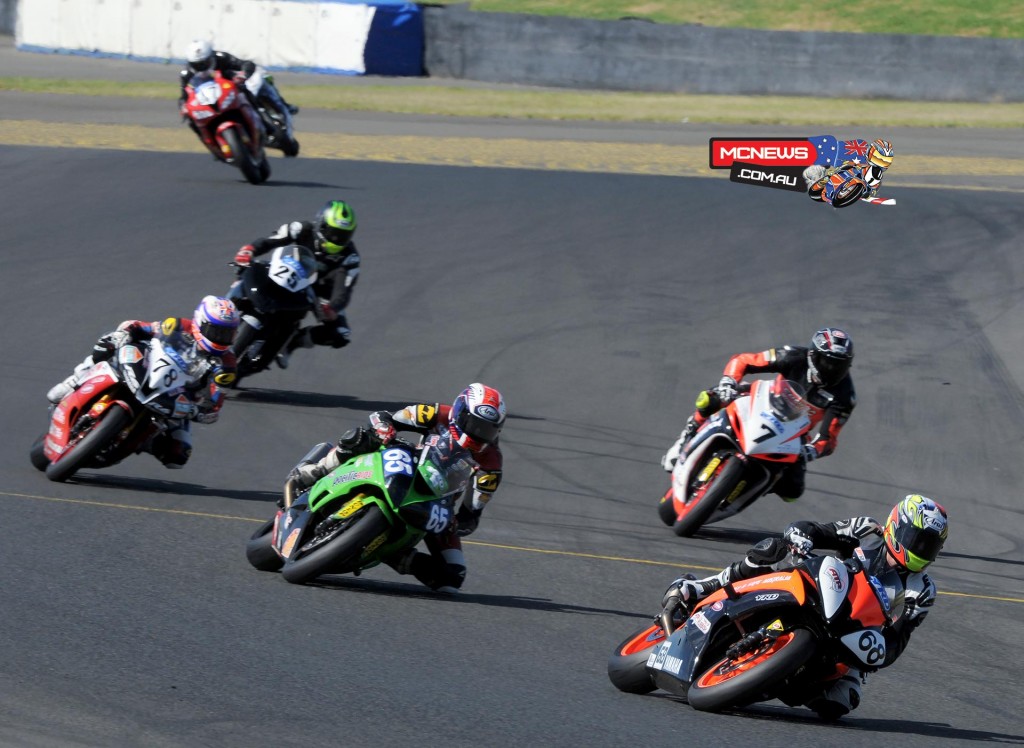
[658,376,813,537]
[227,243,321,385]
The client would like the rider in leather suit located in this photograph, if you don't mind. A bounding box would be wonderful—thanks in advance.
[289,384,506,592]
[662,328,855,502]
[662,494,948,719]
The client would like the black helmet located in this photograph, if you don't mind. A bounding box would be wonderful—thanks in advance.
[314,200,357,254]
[808,328,853,387]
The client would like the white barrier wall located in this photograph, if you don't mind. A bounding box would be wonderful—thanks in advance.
[17,0,423,76]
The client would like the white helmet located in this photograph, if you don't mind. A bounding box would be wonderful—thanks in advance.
[186,39,214,71]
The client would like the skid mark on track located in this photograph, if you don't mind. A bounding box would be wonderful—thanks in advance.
[3,488,1021,603]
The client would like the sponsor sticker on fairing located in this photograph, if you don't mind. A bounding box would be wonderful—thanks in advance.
[331,470,373,485]
[691,611,712,634]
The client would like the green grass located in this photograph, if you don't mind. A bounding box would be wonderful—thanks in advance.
[438,0,1024,37]
[2,77,1021,128]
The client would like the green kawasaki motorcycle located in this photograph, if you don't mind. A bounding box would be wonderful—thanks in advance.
[246,434,474,585]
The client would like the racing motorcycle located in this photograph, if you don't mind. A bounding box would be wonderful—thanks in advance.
[250,71,300,158]
[227,244,321,385]
[658,376,812,537]
[607,546,902,717]
[246,433,474,585]
[808,164,870,208]
[182,70,271,184]
[30,320,209,483]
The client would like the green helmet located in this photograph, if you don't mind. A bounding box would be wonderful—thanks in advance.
[314,200,357,254]
[884,494,948,573]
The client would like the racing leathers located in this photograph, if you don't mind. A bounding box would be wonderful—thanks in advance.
[290,403,503,592]
[238,220,360,354]
[663,516,937,719]
[662,345,856,501]
[45,319,237,467]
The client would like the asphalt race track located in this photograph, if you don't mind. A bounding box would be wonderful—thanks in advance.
[2,62,1024,748]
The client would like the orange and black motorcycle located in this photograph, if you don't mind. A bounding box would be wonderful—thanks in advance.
[608,547,903,717]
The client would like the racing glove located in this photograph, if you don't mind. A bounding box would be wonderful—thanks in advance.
[783,526,815,557]
[368,412,396,445]
[455,505,482,537]
[234,246,254,266]
[802,443,819,462]
[903,573,936,622]
[92,330,130,361]
[716,376,739,403]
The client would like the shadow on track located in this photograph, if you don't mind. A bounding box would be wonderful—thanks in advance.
[72,474,281,503]
[304,576,651,619]
[262,180,356,190]
[714,704,1024,744]
[228,388,411,412]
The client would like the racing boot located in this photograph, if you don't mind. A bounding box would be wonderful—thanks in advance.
[46,359,96,403]
[806,670,864,721]
[661,416,700,472]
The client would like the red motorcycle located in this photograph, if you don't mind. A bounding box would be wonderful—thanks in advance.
[31,322,208,482]
[182,70,271,184]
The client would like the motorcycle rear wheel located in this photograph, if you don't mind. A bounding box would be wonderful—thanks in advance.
[672,452,744,537]
[687,627,815,712]
[45,406,132,483]
[281,504,391,585]
[246,517,284,571]
[607,622,664,694]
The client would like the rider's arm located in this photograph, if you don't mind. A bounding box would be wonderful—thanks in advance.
[249,221,310,258]
[722,345,798,381]
[213,51,256,78]
[115,319,159,342]
[785,517,882,558]
[322,247,360,312]
[387,403,446,434]
[806,381,856,459]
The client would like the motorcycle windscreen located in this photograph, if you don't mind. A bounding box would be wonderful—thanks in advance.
[416,437,474,499]
[240,263,316,314]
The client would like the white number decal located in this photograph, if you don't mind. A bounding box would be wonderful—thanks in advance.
[382,448,413,476]
[841,629,886,666]
[272,265,299,289]
[425,504,451,533]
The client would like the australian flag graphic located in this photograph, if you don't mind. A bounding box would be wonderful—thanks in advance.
[808,136,871,167]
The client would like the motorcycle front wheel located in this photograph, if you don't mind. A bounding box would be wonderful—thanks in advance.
[607,622,664,694]
[45,406,132,483]
[246,517,284,571]
[281,504,391,585]
[672,452,745,537]
[687,627,815,712]
[223,127,263,185]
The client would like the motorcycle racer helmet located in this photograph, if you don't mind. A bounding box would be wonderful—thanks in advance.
[314,200,357,255]
[450,383,506,450]
[807,327,853,387]
[867,139,895,170]
[186,39,215,73]
[884,494,948,573]
[193,295,240,354]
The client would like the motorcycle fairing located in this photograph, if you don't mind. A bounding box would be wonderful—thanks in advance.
[43,364,130,461]
[731,379,810,462]
[671,428,772,525]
